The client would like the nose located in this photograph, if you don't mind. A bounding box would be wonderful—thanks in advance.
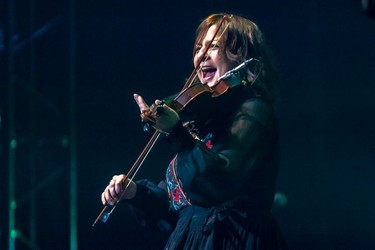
[197,50,209,64]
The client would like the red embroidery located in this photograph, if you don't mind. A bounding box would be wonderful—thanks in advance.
[166,156,191,211]
[205,140,213,149]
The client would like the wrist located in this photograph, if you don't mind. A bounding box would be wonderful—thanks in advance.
[123,180,137,200]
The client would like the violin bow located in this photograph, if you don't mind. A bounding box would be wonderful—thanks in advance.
[92,131,160,226]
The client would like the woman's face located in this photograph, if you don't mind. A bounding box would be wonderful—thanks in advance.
[193,25,236,87]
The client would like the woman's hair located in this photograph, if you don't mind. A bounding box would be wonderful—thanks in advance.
[193,13,278,103]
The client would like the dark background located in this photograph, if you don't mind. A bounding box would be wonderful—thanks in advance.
[1,0,375,249]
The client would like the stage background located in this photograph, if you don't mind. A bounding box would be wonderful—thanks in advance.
[1,0,375,249]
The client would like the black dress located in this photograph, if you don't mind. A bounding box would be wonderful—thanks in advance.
[129,94,286,250]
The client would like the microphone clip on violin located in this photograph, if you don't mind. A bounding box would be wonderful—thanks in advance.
[215,58,261,86]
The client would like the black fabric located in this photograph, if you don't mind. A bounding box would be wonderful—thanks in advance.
[127,96,286,249]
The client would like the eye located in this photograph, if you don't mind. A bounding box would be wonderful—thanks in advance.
[194,43,220,56]
[210,43,219,50]
[194,45,202,55]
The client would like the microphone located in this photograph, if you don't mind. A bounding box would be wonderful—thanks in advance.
[215,58,260,83]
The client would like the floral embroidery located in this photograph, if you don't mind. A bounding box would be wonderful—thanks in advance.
[203,133,213,149]
[165,133,214,211]
[205,140,213,149]
[166,156,191,211]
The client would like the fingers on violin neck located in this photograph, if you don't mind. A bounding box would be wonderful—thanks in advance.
[155,99,164,105]
[155,105,164,116]
[141,114,156,125]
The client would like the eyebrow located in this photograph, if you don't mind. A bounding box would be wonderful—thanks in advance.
[199,38,219,47]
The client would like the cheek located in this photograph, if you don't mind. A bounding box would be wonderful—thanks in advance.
[216,59,231,73]
[214,52,230,67]
[193,55,199,68]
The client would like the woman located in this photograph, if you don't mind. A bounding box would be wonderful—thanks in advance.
[101,13,286,249]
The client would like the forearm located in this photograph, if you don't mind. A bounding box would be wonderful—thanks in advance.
[127,179,170,220]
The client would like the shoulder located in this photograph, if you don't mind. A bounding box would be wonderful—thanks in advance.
[235,98,276,128]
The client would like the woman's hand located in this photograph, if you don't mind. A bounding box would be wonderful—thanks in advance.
[101,174,137,206]
[134,93,180,134]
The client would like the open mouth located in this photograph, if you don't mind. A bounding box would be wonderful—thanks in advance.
[200,67,217,82]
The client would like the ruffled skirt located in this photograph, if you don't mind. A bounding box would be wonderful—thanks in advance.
[164,205,286,250]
